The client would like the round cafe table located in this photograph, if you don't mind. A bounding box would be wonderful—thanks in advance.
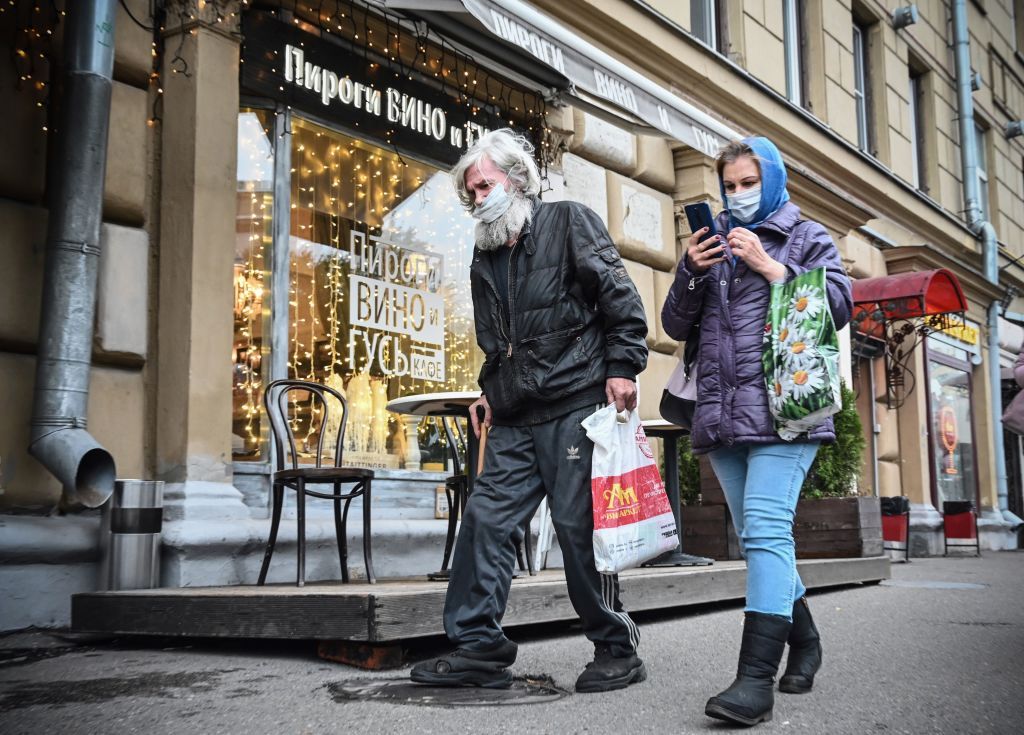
[641,419,714,567]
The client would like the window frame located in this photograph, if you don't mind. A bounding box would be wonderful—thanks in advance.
[852,21,871,153]
[783,0,805,107]
[909,69,927,192]
[691,0,729,55]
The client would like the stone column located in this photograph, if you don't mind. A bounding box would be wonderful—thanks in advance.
[155,4,248,531]
[895,345,943,554]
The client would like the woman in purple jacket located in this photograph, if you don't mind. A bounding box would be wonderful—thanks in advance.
[662,137,853,727]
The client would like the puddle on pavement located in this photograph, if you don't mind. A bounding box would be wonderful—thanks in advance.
[328,675,570,707]
[880,580,988,590]
[0,670,229,710]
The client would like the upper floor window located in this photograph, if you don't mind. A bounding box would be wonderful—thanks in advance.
[692,0,729,54]
[852,20,872,153]
[1016,2,1024,53]
[783,0,805,107]
[909,68,927,192]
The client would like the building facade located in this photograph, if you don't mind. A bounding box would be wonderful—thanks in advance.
[1,0,1022,630]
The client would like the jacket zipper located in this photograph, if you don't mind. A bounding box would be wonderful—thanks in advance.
[505,239,519,357]
[472,251,513,358]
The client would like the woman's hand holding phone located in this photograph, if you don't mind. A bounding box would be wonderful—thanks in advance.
[686,227,727,273]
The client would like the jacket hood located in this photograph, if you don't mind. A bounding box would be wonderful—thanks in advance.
[720,136,791,230]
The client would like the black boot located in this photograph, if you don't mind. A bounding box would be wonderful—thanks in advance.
[779,597,822,693]
[705,612,791,726]
[410,639,517,688]
[575,644,647,693]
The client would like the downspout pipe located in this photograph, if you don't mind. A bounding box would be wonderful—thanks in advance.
[28,0,118,509]
[952,0,1021,528]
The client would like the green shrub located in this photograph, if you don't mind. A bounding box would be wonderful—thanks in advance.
[658,434,701,506]
[802,381,866,499]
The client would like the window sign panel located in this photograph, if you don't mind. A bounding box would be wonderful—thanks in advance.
[927,359,977,508]
[284,116,482,469]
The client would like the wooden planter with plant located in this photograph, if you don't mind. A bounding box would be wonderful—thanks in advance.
[675,382,881,560]
[793,382,882,559]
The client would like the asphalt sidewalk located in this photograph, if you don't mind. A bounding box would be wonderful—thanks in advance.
[1,552,1021,734]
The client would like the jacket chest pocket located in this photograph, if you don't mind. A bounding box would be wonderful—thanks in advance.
[520,325,587,397]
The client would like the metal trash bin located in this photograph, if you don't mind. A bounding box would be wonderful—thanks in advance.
[99,479,164,590]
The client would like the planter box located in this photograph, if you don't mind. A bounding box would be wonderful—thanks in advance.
[698,456,727,505]
[794,496,883,559]
[680,504,734,560]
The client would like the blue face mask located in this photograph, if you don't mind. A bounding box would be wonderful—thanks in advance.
[727,186,762,224]
[472,175,513,223]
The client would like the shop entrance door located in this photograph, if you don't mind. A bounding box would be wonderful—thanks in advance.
[924,346,980,511]
[1002,379,1024,520]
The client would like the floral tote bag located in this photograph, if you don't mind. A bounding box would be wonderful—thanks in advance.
[762,266,842,440]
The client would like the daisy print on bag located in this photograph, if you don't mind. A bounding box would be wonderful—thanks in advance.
[769,368,789,415]
[787,364,826,402]
[788,283,824,323]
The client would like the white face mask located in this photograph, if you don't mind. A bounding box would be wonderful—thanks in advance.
[727,186,762,224]
[472,175,513,223]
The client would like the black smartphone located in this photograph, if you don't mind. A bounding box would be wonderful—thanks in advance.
[684,202,717,237]
[684,201,730,261]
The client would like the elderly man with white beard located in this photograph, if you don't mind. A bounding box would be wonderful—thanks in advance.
[410,129,649,693]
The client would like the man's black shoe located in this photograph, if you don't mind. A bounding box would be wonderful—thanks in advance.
[410,640,517,688]
[575,644,647,693]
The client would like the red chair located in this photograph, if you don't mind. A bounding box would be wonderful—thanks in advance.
[881,495,910,562]
[942,500,980,557]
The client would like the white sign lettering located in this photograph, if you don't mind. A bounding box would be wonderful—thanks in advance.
[691,125,721,157]
[488,10,567,74]
[594,69,639,114]
[346,232,447,383]
[282,44,483,150]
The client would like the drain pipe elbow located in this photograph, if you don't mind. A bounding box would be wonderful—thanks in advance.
[29,428,116,509]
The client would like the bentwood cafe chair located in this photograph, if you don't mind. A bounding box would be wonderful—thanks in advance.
[258,379,375,586]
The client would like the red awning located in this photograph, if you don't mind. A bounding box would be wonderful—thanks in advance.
[851,268,967,338]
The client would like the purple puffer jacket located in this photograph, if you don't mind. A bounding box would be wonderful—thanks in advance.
[661,202,853,454]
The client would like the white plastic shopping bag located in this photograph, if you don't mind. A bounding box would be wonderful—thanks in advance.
[582,405,678,573]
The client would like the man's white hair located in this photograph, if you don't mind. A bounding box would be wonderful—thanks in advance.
[451,128,541,208]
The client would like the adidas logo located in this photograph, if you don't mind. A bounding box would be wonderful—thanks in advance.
[566,445,580,460]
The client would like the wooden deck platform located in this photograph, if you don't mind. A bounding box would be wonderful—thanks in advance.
[71,556,890,642]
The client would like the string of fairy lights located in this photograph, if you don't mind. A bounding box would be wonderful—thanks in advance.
[7,0,551,467]
[227,2,552,465]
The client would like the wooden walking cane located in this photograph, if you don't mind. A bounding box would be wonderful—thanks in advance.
[476,411,488,477]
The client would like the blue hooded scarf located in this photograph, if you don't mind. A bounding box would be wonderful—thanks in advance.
[719,136,790,231]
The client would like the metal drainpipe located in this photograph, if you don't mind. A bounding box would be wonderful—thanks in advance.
[28,0,118,509]
[952,0,1021,527]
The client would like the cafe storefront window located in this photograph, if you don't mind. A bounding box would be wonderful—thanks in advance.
[233,9,546,470]
[232,112,483,468]
[925,336,979,509]
[233,108,275,460]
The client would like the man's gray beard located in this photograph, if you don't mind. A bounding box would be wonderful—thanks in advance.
[474,194,533,251]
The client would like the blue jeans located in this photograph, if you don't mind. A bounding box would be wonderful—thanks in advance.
[708,442,820,620]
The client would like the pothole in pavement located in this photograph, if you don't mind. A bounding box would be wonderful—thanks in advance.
[327,674,570,707]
